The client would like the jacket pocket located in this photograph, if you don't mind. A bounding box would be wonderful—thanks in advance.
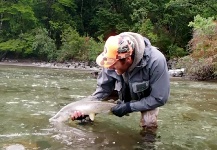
[132,81,150,99]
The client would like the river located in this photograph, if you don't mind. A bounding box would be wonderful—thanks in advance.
[0,65,216,150]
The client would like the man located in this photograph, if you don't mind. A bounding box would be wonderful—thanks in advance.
[71,32,170,130]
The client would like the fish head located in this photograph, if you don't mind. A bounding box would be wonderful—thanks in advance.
[49,110,71,123]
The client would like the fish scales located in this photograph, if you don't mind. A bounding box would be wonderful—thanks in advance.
[49,100,116,123]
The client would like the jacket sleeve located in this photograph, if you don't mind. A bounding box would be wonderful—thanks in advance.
[129,51,170,111]
[91,68,116,100]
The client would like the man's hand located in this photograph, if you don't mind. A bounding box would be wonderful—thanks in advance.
[71,111,88,121]
[111,101,132,117]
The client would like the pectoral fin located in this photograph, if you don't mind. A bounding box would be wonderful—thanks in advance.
[89,113,95,121]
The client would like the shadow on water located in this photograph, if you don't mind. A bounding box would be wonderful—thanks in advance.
[48,117,160,150]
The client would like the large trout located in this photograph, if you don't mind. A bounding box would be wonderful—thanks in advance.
[49,99,116,123]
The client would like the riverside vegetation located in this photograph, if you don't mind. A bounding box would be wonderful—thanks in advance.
[0,1,216,80]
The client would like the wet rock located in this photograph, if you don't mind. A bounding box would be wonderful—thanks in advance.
[0,59,101,72]
[168,68,185,77]
[91,71,99,78]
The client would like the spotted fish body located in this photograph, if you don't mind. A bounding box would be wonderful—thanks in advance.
[49,100,116,123]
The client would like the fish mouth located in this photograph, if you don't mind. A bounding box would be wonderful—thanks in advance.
[49,116,61,123]
[48,118,56,123]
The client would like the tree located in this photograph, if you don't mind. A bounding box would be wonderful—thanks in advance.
[188,15,217,58]
[32,28,56,61]
[0,0,37,38]
[32,0,76,49]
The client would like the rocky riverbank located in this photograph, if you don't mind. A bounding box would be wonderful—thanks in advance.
[0,59,101,71]
[0,59,101,78]
[0,59,192,80]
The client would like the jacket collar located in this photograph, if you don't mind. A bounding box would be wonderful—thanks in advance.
[129,38,152,78]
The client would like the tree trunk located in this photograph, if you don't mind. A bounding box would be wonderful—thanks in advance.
[0,51,8,61]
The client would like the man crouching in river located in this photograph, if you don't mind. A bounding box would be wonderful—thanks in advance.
[71,32,170,140]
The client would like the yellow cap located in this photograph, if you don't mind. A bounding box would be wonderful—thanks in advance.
[96,35,133,68]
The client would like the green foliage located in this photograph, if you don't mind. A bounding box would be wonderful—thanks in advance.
[58,0,76,8]
[1,2,37,37]
[86,37,104,61]
[90,0,133,37]
[166,0,217,18]
[0,0,216,81]
[167,44,188,58]
[0,39,23,52]
[171,14,217,80]
[57,27,87,62]
[188,15,216,36]
[188,15,217,59]
[130,0,148,31]
[57,27,104,62]
[91,8,128,37]
[32,0,76,48]
[18,32,35,56]
[32,28,56,61]
[0,31,34,57]
[138,19,158,43]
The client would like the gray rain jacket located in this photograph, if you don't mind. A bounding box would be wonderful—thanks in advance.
[92,32,170,112]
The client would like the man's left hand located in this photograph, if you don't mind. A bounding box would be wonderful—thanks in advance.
[111,102,132,117]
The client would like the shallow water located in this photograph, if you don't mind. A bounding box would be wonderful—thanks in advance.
[0,65,217,150]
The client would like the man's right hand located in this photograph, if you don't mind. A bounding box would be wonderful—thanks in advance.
[71,111,88,121]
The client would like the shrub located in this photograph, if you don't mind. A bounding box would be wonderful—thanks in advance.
[188,15,217,59]
[57,28,87,62]
[182,15,217,80]
[57,27,104,62]
[32,28,57,61]
[85,37,104,61]
[175,55,217,80]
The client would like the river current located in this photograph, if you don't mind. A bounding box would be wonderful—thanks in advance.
[0,65,217,150]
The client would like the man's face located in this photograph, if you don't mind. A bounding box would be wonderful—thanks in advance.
[108,57,133,75]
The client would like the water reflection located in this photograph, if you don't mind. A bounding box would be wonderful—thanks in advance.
[0,66,217,150]
[49,119,159,150]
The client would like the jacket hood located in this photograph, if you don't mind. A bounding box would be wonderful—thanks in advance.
[119,32,146,72]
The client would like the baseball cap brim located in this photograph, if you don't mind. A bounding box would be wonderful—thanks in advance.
[96,52,118,68]
[96,35,134,68]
